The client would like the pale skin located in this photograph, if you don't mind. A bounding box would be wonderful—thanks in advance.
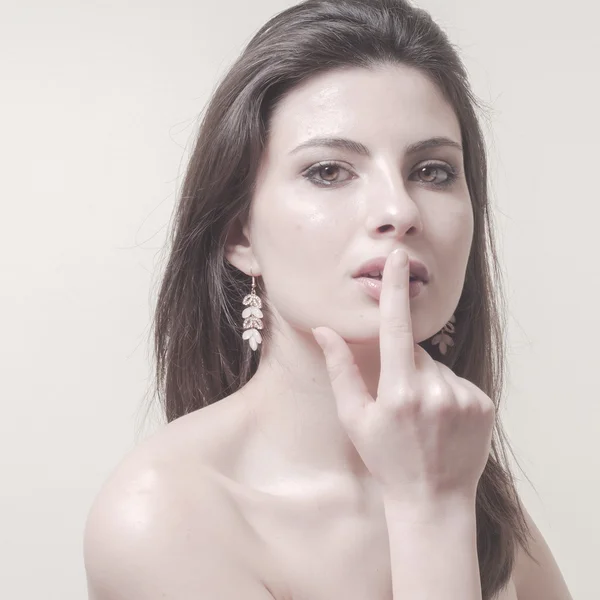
[83,64,573,599]
[313,246,493,599]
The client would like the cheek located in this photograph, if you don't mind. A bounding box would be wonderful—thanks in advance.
[423,202,473,287]
[254,193,347,261]
[252,201,348,327]
[434,201,473,252]
[250,204,349,317]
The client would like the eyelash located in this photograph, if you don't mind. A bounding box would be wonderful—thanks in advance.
[302,160,460,189]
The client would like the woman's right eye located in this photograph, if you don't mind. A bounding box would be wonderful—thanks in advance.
[302,161,354,187]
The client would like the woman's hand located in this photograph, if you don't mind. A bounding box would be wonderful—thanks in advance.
[312,249,495,504]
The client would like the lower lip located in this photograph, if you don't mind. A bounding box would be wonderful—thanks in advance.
[354,277,425,301]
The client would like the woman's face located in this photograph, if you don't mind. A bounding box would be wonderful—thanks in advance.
[241,63,473,345]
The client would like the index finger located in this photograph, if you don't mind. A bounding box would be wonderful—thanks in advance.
[378,248,416,387]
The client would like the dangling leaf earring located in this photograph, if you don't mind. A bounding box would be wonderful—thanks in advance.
[241,268,263,352]
[431,313,456,355]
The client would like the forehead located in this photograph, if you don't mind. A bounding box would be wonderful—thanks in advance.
[267,63,461,153]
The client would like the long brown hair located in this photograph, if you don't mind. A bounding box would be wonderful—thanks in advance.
[149,0,535,597]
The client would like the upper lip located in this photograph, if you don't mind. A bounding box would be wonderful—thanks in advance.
[353,253,430,283]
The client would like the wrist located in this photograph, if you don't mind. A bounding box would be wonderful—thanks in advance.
[382,489,477,526]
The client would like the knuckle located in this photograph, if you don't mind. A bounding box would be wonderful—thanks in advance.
[385,318,413,336]
[327,361,347,384]
[462,399,483,417]
[464,394,495,420]
[482,397,496,416]
[427,381,454,403]
[392,387,424,418]
[384,385,420,414]
[394,385,419,404]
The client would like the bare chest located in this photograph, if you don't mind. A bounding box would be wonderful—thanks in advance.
[255,493,394,599]
[221,478,518,600]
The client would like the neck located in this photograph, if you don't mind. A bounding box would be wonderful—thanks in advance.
[238,325,383,488]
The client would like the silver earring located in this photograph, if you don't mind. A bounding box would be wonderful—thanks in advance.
[241,268,263,352]
[431,313,456,355]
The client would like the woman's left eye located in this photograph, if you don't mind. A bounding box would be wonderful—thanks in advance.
[302,161,459,188]
[409,163,460,188]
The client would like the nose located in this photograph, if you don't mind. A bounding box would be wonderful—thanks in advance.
[364,176,423,238]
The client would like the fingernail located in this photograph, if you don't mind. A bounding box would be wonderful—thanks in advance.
[393,249,407,267]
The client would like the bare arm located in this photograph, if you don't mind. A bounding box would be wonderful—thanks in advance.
[383,494,482,600]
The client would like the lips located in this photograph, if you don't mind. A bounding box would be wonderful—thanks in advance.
[353,254,430,283]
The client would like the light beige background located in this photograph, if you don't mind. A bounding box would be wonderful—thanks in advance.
[1,0,597,598]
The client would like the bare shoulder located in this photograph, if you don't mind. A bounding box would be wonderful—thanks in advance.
[513,505,573,600]
[83,397,275,599]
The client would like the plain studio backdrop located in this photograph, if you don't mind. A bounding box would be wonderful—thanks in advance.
[1,0,598,598]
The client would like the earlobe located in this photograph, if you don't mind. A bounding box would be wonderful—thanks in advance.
[224,252,258,278]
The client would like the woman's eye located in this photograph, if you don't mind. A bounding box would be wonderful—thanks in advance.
[302,161,459,188]
[302,162,353,187]
[412,163,458,188]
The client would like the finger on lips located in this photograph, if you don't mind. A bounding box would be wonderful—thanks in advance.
[379,248,416,385]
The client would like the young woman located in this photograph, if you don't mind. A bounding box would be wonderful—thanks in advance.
[83,1,573,598]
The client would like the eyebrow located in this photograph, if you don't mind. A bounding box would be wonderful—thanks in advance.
[288,136,463,157]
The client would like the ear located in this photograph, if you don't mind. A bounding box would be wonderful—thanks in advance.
[224,216,259,275]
